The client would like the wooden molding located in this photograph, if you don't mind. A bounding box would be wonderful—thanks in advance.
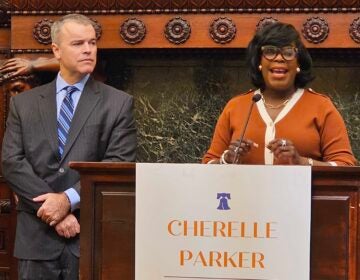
[10,14,360,51]
[8,0,360,14]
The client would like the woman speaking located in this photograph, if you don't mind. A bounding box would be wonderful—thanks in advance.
[203,22,356,166]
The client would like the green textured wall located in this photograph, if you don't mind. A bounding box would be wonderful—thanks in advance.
[103,50,360,163]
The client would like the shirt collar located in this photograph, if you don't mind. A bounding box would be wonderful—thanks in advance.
[56,73,90,94]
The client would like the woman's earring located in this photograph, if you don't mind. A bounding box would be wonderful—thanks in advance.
[258,65,262,71]
[296,67,300,73]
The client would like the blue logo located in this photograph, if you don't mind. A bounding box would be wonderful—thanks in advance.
[217,193,231,210]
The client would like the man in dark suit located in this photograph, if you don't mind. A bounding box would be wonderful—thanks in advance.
[1,14,136,279]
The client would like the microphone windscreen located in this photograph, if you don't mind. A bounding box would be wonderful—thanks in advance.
[252,94,262,102]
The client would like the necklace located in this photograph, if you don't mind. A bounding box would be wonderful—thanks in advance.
[261,95,290,109]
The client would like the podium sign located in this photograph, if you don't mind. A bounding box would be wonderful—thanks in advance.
[136,164,311,280]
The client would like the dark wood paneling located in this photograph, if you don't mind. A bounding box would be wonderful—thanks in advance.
[311,194,356,279]
[70,162,360,280]
[0,28,10,50]
[96,188,135,279]
[77,163,135,280]
[0,180,17,280]
[311,168,360,280]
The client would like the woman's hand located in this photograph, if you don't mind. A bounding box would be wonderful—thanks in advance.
[267,138,307,165]
[222,139,256,164]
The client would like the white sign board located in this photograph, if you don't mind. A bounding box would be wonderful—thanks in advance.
[136,164,311,280]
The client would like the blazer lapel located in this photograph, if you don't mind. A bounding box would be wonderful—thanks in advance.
[60,78,101,162]
[38,81,60,160]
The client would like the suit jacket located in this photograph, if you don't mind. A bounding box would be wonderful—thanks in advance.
[1,77,137,260]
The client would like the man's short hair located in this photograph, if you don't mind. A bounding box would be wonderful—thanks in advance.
[51,14,96,44]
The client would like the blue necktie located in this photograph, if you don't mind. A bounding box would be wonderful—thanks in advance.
[58,86,77,157]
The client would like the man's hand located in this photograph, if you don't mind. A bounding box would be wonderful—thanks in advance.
[33,192,71,226]
[55,213,80,238]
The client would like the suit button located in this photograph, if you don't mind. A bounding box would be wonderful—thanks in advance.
[59,168,65,173]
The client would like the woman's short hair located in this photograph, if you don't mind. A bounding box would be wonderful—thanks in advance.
[246,22,314,89]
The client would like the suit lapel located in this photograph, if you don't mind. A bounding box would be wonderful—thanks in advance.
[60,78,101,162]
[38,81,60,160]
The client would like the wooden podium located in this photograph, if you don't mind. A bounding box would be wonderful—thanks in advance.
[69,162,360,280]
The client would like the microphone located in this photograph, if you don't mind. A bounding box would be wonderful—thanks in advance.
[233,93,262,163]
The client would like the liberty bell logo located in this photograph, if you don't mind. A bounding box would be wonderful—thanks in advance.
[217,193,231,210]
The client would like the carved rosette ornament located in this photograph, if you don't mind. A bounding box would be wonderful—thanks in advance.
[164,17,191,44]
[33,19,54,45]
[349,17,360,44]
[209,17,236,44]
[90,18,102,40]
[120,18,146,45]
[302,17,329,44]
[256,17,278,31]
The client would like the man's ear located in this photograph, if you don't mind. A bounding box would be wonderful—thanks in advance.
[51,43,60,60]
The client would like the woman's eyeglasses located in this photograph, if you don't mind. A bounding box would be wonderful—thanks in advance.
[261,45,298,61]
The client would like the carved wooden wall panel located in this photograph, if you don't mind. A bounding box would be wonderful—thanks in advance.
[9,13,360,53]
[9,0,360,13]
[0,0,10,50]
[0,0,10,27]
[311,193,357,279]
[95,187,135,279]
[0,180,17,280]
[0,29,10,52]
